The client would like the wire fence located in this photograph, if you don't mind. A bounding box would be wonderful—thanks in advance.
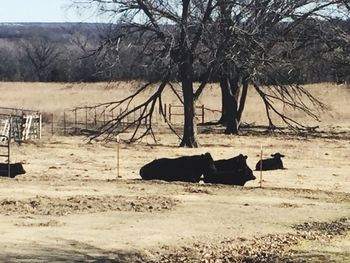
[46,103,222,136]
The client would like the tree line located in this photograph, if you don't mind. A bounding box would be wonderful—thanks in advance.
[0,20,349,84]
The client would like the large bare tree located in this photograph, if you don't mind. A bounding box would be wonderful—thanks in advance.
[72,0,350,145]
[73,0,218,147]
[205,0,350,133]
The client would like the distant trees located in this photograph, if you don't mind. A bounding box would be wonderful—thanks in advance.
[20,37,62,81]
[0,20,349,84]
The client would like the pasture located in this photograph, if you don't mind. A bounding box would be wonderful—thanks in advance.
[0,82,349,262]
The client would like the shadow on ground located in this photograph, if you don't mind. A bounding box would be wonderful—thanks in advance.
[0,240,148,263]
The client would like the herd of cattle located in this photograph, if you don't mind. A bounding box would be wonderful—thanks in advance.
[140,152,285,186]
[0,152,285,184]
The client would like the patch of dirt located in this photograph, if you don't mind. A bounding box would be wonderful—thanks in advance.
[0,195,179,216]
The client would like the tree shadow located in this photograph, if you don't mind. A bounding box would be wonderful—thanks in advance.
[200,124,350,141]
[0,240,149,263]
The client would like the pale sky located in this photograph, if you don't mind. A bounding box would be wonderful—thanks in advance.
[0,0,100,23]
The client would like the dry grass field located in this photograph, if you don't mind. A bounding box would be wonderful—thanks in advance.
[0,81,349,262]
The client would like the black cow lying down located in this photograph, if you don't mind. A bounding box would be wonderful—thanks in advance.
[204,154,256,186]
[255,153,285,171]
[0,163,26,178]
[140,152,216,182]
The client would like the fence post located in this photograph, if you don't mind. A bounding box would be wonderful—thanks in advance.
[39,113,42,139]
[120,107,123,125]
[8,116,11,177]
[63,112,66,136]
[169,104,172,123]
[85,106,88,130]
[51,113,54,136]
[74,109,77,133]
[164,103,167,119]
[202,105,205,124]
[94,108,97,127]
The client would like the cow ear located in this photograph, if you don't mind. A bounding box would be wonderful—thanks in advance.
[204,152,212,158]
[271,154,275,157]
[244,155,248,159]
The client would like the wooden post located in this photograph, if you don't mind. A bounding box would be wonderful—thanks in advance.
[259,144,263,188]
[169,104,172,123]
[74,109,77,133]
[39,113,42,139]
[8,116,11,178]
[63,112,66,136]
[201,105,205,124]
[164,103,167,119]
[51,113,54,136]
[94,108,97,127]
[116,135,120,178]
[120,107,123,125]
[85,106,88,130]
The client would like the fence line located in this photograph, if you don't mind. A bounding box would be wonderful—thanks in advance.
[54,103,221,136]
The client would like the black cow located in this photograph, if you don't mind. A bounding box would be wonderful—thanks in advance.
[0,163,26,178]
[204,154,256,186]
[214,154,248,171]
[139,152,216,182]
[255,153,285,171]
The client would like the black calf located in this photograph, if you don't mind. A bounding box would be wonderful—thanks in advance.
[255,153,285,171]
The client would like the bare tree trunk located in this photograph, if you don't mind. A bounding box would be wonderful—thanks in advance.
[224,77,239,134]
[218,78,230,125]
[237,76,248,123]
[179,59,198,147]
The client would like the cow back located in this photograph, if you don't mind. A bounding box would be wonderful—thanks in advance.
[140,153,215,182]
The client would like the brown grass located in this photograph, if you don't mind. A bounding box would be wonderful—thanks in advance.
[0,81,349,262]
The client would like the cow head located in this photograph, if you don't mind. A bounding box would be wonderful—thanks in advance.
[237,156,256,184]
[202,152,217,175]
[13,163,26,176]
[271,153,285,159]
